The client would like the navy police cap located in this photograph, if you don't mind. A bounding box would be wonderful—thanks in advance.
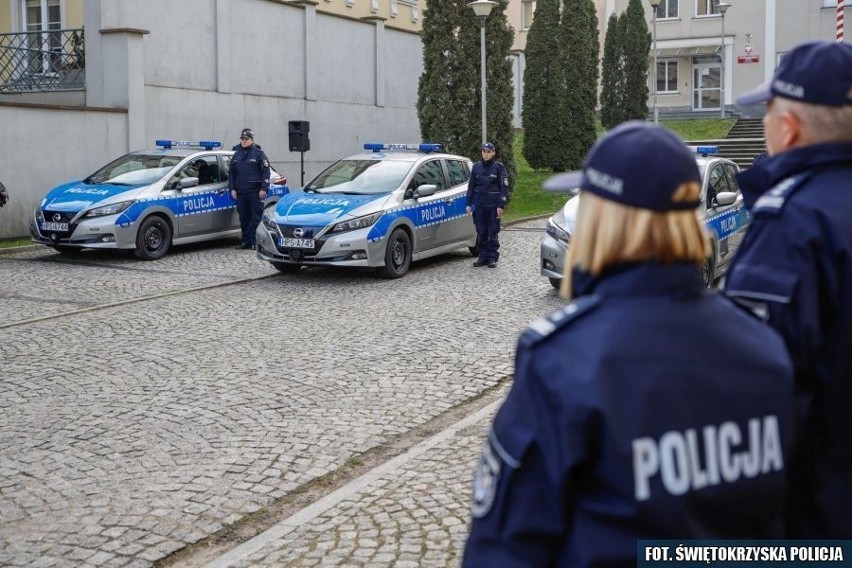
[543,121,701,212]
[737,41,852,107]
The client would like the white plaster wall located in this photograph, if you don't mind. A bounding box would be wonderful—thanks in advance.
[0,107,128,237]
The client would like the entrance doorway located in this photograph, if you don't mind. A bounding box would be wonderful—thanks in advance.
[693,62,721,111]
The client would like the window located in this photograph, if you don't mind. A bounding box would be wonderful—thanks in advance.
[445,160,470,187]
[656,60,678,93]
[522,0,536,31]
[411,161,446,192]
[696,0,723,16]
[654,0,678,19]
[22,0,61,74]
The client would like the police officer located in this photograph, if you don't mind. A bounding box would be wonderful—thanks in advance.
[723,41,852,538]
[463,122,796,566]
[229,128,270,250]
[465,142,509,268]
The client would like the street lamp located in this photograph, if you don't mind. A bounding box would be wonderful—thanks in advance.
[718,2,731,118]
[469,0,496,144]
[648,0,662,126]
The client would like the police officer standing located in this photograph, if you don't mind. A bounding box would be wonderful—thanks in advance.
[723,41,852,538]
[463,122,795,566]
[466,142,509,268]
[229,128,270,250]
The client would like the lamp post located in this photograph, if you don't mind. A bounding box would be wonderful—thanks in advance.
[718,2,731,118]
[469,0,496,144]
[648,0,662,126]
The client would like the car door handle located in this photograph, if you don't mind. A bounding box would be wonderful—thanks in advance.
[445,197,454,204]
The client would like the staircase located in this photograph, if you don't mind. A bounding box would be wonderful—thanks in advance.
[689,118,766,169]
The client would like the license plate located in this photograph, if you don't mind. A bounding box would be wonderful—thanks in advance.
[41,222,69,232]
[280,237,314,249]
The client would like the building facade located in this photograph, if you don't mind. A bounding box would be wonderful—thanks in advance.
[0,0,425,238]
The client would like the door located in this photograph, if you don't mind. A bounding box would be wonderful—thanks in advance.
[435,158,474,248]
[22,0,61,75]
[171,155,226,238]
[693,63,721,111]
[407,159,447,253]
[219,155,240,230]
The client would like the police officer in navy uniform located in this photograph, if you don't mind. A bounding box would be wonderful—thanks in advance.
[466,142,509,268]
[229,128,270,250]
[463,122,796,566]
[723,41,852,538]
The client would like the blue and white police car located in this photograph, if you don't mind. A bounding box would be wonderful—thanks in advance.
[256,143,477,278]
[540,146,750,289]
[30,140,290,259]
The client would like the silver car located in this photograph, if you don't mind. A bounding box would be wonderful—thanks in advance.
[30,140,289,259]
[541,147,750,289]
[256,143,478,278]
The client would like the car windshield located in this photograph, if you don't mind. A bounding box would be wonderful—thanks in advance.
[306,159,411,195]
[85,154,181,186]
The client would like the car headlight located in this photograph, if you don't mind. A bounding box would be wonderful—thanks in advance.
[545,217,571,244]
[329,211,383,234]
[84,200,134,218]
[261,207,280,234]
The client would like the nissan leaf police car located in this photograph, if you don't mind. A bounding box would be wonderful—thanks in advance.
[540,146,750,289]
[30,140,289,260]
[256,143,478,278]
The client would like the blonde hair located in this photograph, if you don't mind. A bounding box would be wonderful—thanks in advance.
[562,183,710,299]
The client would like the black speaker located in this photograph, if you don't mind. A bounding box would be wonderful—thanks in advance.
[288,120,310,152]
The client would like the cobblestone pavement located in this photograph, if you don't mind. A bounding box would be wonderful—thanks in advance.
[0,221,563,567]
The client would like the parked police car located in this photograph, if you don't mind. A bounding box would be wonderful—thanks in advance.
[256,143,477,278]
[30,140,290,260]
[541,146,749,289]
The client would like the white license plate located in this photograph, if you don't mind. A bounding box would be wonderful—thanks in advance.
[280,237,314,249]
[41,222,69,232]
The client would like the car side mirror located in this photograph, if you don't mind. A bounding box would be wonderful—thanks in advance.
[413,184,437,198]
[713,191,737,207]
[179,177,200,189]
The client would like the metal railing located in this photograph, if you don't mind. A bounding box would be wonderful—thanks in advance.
[0,28,85,93]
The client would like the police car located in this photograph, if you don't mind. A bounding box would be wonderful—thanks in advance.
[541,146,749,289]
[256,143,477,278]
[30,140,290,259]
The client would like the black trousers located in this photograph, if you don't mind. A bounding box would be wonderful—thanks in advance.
[236,191,263,246]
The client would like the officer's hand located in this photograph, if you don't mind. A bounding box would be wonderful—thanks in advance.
[230,190,237,200]
[259,189,268,199]
[496,207,504,218]
[466,206,472,216]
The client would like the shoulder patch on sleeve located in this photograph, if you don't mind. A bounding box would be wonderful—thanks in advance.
[520,295,601,348]
[752,173,810,216]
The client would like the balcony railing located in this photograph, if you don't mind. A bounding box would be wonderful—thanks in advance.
[0,28,85,93]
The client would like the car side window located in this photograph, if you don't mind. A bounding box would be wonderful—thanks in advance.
[220,155,231,182]
[723,164,741,193]
[170,155,219,189]
[445,159,470,187]
[707,164,729,208]
[412,160,446,192]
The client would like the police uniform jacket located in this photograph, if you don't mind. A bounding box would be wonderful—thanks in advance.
[228,143,270,194]
[466,160,509,209]
[723,141,852,537]
[463,263,795,567]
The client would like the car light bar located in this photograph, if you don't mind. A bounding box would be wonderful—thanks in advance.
[155,140,223,150]
[687,145,720,156]
[363,143,443,153]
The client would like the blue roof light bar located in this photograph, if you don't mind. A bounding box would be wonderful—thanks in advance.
[363,143,444,153]
[155,140,223,150]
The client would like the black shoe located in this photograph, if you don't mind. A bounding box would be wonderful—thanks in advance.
[473,259,487,267]
[488,261,497,268]
[235,243,253,250]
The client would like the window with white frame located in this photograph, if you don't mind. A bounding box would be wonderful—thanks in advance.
[654,0,678,19]
[656,60,678,93]
[522,0,536,31]
[696,0,722,17]
[20,0,62,74]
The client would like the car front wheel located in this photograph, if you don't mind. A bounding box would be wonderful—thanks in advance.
[702,257,715,288]
[379,228,412,278]
[134,216,171,260]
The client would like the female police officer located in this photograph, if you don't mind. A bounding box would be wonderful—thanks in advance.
[463,122,796,566]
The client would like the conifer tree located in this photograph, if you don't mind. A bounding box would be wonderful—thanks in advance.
[621,0,651,121]
[600,12,626,129]
[560,0,600,170]
[521,0,563,170]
